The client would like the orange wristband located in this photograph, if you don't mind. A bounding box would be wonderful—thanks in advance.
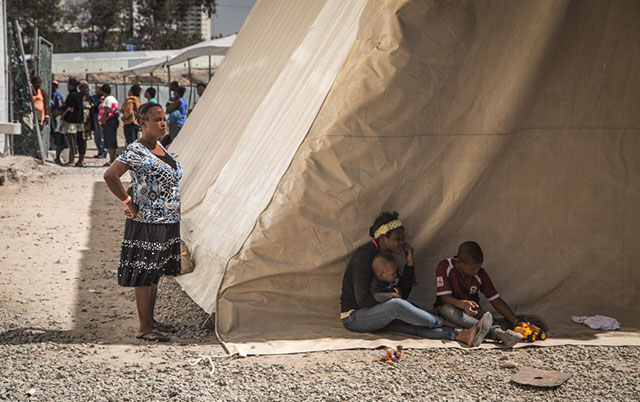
[123,195,132,204]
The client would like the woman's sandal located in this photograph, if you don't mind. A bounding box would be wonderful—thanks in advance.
[153,322,177,334]
[136,330,170,342]
[471,311,493,347]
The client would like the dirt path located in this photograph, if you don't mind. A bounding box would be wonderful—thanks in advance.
[0,156,218,353]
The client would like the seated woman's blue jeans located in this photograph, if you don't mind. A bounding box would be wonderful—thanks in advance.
[342,298,458,340]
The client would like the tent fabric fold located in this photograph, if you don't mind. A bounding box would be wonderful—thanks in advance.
[174,0,368,314]
[173,0,640,355]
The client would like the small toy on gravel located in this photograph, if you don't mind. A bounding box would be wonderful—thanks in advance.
[376,345,403,363]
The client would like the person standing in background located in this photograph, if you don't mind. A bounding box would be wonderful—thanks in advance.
[163,86,188,147]
[165,81,179,108]
[161,81,179,146]
[31,76,50,131]
[50,80,64,113]
[99,84,120,166]
[79,82,93,166]
[50,80,65,151]
[196,82,206,99]
[90,85,106,158]
[189,82,207,114]
[122,84,141,145]
[60,78,85,167]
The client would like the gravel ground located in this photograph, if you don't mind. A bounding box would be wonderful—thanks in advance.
[2,278,639,401]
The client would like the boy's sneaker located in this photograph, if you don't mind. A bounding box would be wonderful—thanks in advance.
[501,329,523,347]
[471,312,493,347]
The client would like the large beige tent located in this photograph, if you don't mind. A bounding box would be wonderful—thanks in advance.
[171,0,640,354]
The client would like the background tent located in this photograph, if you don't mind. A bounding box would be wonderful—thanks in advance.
[172,0,640,354]
[122,54,175,76]
[166,34,236,67]
[123,35,235,76]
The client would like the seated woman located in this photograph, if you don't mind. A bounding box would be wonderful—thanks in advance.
[340,211,491,346]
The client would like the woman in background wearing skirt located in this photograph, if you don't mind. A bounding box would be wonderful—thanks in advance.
[104,102,183,342]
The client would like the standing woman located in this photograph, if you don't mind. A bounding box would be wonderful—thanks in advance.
[103,102,183,342]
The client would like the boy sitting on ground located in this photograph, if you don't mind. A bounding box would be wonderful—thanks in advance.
[434,241,540,347]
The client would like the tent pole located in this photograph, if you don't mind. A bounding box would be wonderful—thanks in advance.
[5,3,14,154]
[188,59,193,107]
[16,22,46,164]
[167,65,171,87]
[208,55,211,80]
[33,27,38,74]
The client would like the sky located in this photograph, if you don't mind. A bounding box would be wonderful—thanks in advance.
[211,0,257,37]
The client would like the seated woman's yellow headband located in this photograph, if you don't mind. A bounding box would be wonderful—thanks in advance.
[373,220,403,239]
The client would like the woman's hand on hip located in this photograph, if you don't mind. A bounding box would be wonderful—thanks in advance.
[124,203,139,219]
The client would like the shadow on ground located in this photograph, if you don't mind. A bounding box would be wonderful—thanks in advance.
[74,181,218,345]
[1,180,217,346]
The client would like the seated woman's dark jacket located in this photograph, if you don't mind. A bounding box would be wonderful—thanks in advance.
[340,241,415,312]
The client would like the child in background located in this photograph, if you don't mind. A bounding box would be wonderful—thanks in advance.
[434,241,540,347]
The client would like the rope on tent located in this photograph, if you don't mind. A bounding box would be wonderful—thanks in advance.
[188,347,247,375]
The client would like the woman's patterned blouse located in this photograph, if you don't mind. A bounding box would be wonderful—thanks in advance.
[116,141,183,224]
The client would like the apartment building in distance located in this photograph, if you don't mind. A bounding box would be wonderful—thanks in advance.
[179,5,211,41]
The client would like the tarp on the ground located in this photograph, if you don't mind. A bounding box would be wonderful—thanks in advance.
[172,0,640,355]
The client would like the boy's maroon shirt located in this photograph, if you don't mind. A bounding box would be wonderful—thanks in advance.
[434,258,499,306]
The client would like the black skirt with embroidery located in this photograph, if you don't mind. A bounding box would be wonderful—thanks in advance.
[118,219,181,287]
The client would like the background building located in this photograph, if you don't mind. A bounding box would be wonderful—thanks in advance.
[180,5,211,41]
